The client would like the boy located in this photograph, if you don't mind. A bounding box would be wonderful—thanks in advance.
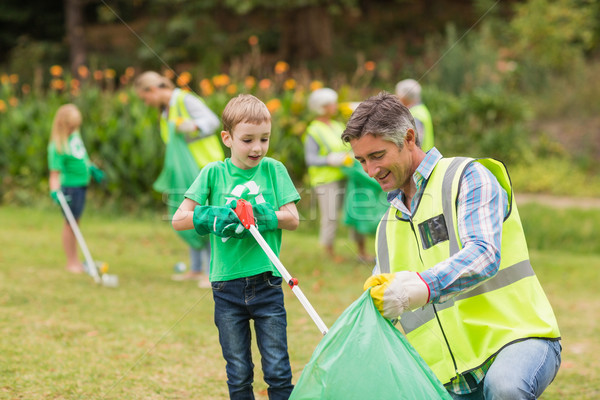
[172,94,300,400]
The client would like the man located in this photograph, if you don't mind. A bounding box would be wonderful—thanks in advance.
[341,92,561,399]
[395,79,434,152]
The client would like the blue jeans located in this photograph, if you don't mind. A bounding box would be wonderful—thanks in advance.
[449,339,562,400]
[212,272,293,400]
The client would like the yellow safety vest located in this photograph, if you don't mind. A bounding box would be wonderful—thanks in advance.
[160,90,224,168]
[410,103,434,152]
[375,157,560,385]
[304,120,347,187]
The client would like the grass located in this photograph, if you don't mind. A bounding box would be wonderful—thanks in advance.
[0,202,599,399]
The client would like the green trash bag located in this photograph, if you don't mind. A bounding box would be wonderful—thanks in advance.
[289,290,452,400]
[342,160,389,235]
[153,122,207,249]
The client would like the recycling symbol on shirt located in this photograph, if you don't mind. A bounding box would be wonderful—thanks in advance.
[69,135,87,159]
[225,180,266,206]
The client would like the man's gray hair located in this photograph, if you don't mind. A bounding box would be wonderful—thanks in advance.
[341,91,419,148]
[395,79,421,103]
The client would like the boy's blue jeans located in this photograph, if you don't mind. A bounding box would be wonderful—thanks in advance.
[449,338,562,400]
[212,272,293,400]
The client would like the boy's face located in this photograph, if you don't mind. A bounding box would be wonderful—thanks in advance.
[221,121,271,170]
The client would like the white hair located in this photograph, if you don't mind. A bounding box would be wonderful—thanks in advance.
[308,88,338,115]
[395,79,421,103]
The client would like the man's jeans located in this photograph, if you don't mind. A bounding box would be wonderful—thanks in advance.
[212,272,293,400]
[449,338,562,400]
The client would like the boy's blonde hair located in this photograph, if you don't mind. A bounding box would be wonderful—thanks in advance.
[134,71,175,92]
[51,104,82,153]
[222,94,271,134]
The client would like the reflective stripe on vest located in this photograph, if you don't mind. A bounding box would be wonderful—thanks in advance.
[160,90,224,168]
[305,120,347,186]
[375,157,560,384]
[410,103,434,152]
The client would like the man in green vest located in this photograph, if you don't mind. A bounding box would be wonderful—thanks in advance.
[395,79,434,152]
[341,92,561,399]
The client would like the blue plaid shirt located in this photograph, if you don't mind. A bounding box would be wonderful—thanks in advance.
[387,148,508,394]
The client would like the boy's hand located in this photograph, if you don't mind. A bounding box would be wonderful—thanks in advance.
[253,202,278,232]
[193,205,248,238]
[89,165,106,184]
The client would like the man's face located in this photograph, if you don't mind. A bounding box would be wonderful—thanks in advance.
[349,133,413,192]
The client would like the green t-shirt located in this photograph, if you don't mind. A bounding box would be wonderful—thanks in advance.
[185,157,300,281]
[47,131,91,187]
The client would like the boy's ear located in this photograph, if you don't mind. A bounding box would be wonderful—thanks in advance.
[221,130,232,148]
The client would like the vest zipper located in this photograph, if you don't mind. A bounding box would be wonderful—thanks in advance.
[409,216,460,378]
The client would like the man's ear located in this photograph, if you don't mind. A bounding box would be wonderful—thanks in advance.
[221,130,232,148]
[405,128,416,149]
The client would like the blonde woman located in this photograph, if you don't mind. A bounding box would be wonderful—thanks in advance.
[48,104,104,273]
[134,71,224,287]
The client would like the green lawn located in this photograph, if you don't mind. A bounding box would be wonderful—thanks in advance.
[0,203,598,399]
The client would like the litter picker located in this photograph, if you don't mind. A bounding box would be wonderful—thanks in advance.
[234,199,328,335]
[56,190,118,287]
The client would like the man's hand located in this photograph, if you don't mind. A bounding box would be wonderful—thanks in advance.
[177,119,197,133]
[253,202,278,232]
[364,271,430,318]
[193,205,248,238]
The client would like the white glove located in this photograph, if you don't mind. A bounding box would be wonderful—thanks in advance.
[364,271,429,318]
[177,119,197,133]
[326,152,347,166]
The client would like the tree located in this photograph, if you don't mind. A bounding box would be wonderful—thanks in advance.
[64,0,87,76]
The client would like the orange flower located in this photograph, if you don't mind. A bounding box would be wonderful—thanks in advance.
[164,69,175,80]
[283,79,296,91]
[176,71,192,87]
[265,98,281,113]
[93,70,104,80]
[248,35,259,46]
[212,74,230,88]
[274,61,289,75]
[21,84,31,95]
[9,74,18,84]
[70,86,80,97]
[258,79,272,90]
[124,67,135,77]
[244,76,256,90]
[51,79,65,90]
[0,74,8,84]
[120,75,129,85]
[199,79,214,96]
[8,97,18,107]
[50,65,63,77]
[104,69,116,79]
[226,84,238,95]
[70,79,80,89]
[364,61,376,71]
[77,65,89,79]
[0,100,6,113]
[309,80,323,91]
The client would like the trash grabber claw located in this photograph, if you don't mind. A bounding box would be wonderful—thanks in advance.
[235,199,328,335]
[56,190,118,287]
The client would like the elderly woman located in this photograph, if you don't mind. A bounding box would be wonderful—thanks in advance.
[303,88,371,263]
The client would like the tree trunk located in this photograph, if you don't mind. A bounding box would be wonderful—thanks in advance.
[279,5,332,63]
[64,0,86,76]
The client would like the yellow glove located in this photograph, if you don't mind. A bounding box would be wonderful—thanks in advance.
[364,272,430,319]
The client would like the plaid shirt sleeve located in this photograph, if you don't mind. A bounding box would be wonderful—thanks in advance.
[420,162,508,303]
